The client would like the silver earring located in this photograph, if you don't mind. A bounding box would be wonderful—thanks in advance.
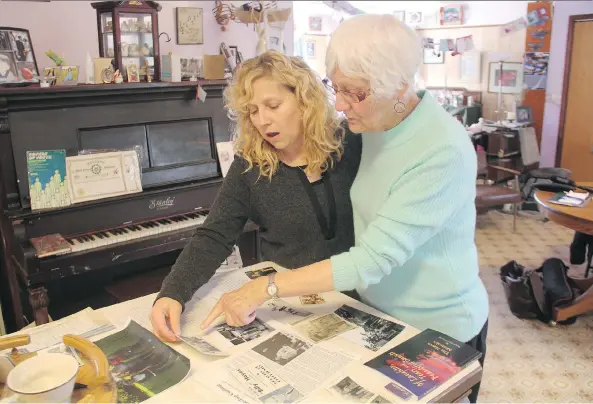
[393,99,406,114]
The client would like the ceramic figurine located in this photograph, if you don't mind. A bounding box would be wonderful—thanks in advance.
[141,43,150,56]
[128,44,139,57]
[121,21,129,32]
[121,42,129,57]
[144,59,151,82]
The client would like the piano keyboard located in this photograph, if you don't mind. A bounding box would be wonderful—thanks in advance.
[65,212,208,254]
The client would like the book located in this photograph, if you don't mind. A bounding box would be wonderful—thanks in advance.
[364,329,481,399]
[29,233,71,258]
[547,191,591,207]
[26,149,71,211]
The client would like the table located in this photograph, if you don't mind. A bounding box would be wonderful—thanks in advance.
[534,187,593,322]
[1,262,482,403]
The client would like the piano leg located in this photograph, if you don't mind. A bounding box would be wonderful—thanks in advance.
[28,286,50,326]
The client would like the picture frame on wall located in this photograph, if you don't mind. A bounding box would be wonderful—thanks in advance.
[459,50,482,84]
[176,7,203,45]
[0,26,39,86]
[488,62,524,94]
[439,5,463,26]
[308,16,322,32]
[423,48,444,64]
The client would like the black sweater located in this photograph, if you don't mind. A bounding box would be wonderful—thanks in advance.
[157,132,362,307]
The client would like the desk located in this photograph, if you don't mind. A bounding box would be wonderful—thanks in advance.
[534,187,593,321]
[1,263,482,403]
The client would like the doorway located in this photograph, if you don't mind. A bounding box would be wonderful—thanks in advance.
[558,16,593,181]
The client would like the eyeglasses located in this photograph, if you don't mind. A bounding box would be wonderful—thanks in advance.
[322,78,371,104]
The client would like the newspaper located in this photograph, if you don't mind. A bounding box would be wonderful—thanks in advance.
[6,307,114,353]
[199,330,357,402]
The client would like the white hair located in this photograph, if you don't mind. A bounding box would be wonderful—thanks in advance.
[325,14,423,99]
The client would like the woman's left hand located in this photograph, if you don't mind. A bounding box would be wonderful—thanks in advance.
[201,277,269,329]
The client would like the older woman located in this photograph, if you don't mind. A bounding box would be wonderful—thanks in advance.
[203,14,488,403]
[150,51,361,342]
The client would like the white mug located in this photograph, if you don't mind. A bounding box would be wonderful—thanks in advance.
[6,353,79,403]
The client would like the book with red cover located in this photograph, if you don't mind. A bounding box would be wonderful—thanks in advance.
[364,328,481,399]
[30,233,71,258]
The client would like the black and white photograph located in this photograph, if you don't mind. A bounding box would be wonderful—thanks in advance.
[330,376,375,403]
[244,266,277,280]
[252,332,312,366]
[0,52,18,82]
[263,299,313,325]
[179,335,226,356]
[371,395,391,403]
[0,31,10,50]
[9,30,34,63]
[215,318,274,346]
[334,305,406,351]
[293,313,356,343]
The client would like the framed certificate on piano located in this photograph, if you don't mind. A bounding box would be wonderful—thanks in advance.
[66,150,142,204]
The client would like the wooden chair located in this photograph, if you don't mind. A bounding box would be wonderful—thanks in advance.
[475,146,523,231]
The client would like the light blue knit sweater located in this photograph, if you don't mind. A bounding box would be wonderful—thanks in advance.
[331,90,489,342]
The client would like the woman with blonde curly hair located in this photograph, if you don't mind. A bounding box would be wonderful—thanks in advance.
[151,51,361,341]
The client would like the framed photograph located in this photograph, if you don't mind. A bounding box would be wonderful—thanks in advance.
[440,5,463,26]
[0,27,39,85]
[515,106,532,123]
[460,50,482,84]
[308,16,322,31]
[55,66,79,86]
[176,7,203,45]
[405,11,423,27]
[488,62,524,94]
[126,64,140,83]
[423,48,444,64]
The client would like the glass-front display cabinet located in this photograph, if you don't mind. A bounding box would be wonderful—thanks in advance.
[92,0,161,82]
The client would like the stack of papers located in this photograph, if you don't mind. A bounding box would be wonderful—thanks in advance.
[548,191,590,207]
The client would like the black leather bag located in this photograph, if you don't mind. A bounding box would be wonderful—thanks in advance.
[500,259,577,324]
[500,260,545,320]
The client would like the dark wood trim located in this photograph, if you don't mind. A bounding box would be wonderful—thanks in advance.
[555,14,593,167]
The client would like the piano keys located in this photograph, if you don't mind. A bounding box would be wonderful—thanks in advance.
[66,212,208,254]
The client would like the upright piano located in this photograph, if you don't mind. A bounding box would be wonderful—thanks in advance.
[0,81,260,333]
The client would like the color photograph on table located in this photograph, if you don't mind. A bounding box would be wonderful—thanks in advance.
[94,320,190,403]
[299,293,325,305]
[334,305,406,351]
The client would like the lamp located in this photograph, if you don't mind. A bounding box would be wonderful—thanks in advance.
[487,52,513,124]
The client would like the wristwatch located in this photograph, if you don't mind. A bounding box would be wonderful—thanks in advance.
[267,273,279,300]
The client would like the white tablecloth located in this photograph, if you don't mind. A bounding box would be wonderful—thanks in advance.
[91,262,482,403]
